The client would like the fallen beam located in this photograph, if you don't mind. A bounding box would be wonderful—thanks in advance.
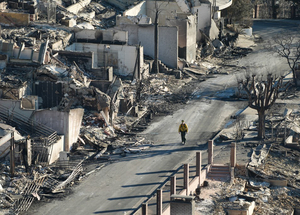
[182,69,199,80]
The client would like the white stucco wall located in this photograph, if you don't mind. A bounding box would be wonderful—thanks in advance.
[192,3,211,41]
[186,15,197,63]
[114,22,139,45]
[0,126,23,159]
[68,109,84,150]
[138,26,178,68]
[33,108,84,151]
[165,14,196,63]
[0,131,12,159]
[66,43,143,76]
[48,135,64,164]
[115,24,178,68]
[158,26,178,68]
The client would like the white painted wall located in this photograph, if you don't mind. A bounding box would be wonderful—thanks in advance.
[48,135,64,164]
[192,3,211,41]
[165,14,197,63]
[115,22,139,45]
[158,26,178,68]
[115,24,178,68]
[0,126,23,159]
[66,43,143,76]
[186,15,197,63]
[0,131,11,159]
[33,108,84,151]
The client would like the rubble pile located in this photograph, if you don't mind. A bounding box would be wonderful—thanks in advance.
[138,73,198,115]
[0,27,72,49]
[0,160,84,214]
[198,165,300,214]
[79,124,153,155]
[200,29,254,60]
[53,0,119,29]
[260,144,300,189]
[195,102,300,214]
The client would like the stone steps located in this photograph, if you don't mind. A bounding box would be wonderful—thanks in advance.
[158,60,172,74]
[207,164,230,180]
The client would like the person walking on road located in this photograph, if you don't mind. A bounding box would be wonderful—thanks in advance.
[178,120,188,145]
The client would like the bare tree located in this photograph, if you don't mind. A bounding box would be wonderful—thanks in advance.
[270,32,300,86]
[238,70,283,139]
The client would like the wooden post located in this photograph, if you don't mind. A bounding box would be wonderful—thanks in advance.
[157,189,162,215]
[271,116,273,140]
[196,152,202,186]
[284,124,287,145]
[184,164,189,196]
[230,142,236,167]
[27,138,32,167]
[142,202,148,215]
[208,140,213,164]
[10,132,15,177]
[171,176,176,196]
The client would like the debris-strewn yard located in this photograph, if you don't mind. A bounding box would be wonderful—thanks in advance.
[194,141,300,215]
[194,91,300,214]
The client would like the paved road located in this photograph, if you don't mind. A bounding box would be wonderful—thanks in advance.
[252,19,300,36]
[29,20,300,215]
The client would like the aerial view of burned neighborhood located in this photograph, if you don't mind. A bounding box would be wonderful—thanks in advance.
[1,0,300,214]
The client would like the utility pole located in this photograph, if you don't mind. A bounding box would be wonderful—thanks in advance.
[10,132,15,177]
[153,2,160,73]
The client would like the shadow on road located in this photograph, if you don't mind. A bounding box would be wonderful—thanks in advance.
[93,208,134,214]
[136,170,176,175]
[121,182,161,188]
[108,194,151,200]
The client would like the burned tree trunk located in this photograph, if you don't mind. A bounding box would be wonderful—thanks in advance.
[239,73,283,139]
[258,109,265,139]
[153,9,159,74]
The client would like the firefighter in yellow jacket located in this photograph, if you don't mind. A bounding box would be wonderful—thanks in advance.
[178,120,188,145]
